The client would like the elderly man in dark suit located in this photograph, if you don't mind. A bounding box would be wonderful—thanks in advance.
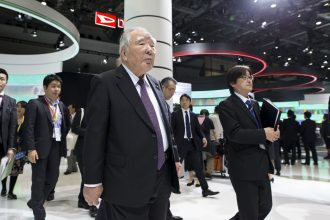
[83,27,180,220]
[218,65,280,220]
[0,68,17,196]
[23,74,70,220]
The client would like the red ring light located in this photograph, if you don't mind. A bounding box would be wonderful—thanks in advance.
[173,50,267,75]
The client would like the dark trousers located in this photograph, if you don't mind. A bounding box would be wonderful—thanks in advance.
[181,140,208,190]
[96,161,172,220]
[303,141,318,164]
[230,178,272,220]
[30,141,61,220]
[75,145,85,203]
[283,139,296,164]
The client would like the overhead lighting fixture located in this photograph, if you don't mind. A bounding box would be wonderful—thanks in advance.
[41,1,47,6]
[324,3,330,6]
[175,32,181,37]
[275,46,279,50]
[270,4,277,8]
[70,8,75,12]
[284,62,289,67]
[277,55,282,58]
[59,40,65,47]
[308,50,313,54]
[321,65,325,68]
[191,31,197,36]
[324,61,328,64]
[303,47,309,53]
[253,0,258,3]
[325,55,328,58]
[102,57,109,64]
[200,37,204,41]
[316,21,322,25]
[263,51,267,55]
[287,57,292,61]
[172,57,176,62]
[177,57,182,63]
[309,62,313,66]
[250,20,254,23]
[328,67,330,70]
[31,30,37,37]
[297,14,301,18]
[261,21,267,28]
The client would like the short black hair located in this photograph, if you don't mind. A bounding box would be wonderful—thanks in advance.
[0,68,9,81]
[17,101,27,109]
[43,74,63,88]
[160,77,177,87]
[226,65,252,94]
[200,109,209,116]
[304,111,312,119]
[180,93,191,102]
[287,109,295,118]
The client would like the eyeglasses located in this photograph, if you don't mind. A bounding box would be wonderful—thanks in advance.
[240,75,254,81]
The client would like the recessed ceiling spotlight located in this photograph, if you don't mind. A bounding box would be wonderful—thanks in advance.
[270,4,277,8]
[70,8,75,12]
[102,57,109,65]
[177,57,182,62]
[200,37,204,41]
[328,67,330,70]
[59,40,65,47]
[31,30,37,37]
[309,62,313,66]
[175,32,181,37]
[324,3,330,6]
[297,14,301,18]
[325,55,328,58]
[263,51,267,55]
[275,46,279,50]
[308,50,313,54]
[277,55,282,58]
[284,62,289,67]
[172,58,176,62]
[250,20,254,23]
[192,31,197,36]
[324,61,328,64]
[316,21,322,25]
[287,57,292,61]
[321,65,325,68]
[41,1,47,6]
[261,21,267,28]
[254,0,258,3]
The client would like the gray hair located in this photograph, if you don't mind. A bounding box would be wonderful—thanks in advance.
[119,27,156,54]
[161,77,177,87]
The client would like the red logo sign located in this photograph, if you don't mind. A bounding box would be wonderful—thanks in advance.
[95,11,124,29]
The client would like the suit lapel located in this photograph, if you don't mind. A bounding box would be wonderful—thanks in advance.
[40,97,53,124]
[231,94,259,128]
[115,66,154,131]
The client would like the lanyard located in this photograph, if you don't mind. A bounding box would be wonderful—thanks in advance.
[17,116,24,132]
[45,97,58,123]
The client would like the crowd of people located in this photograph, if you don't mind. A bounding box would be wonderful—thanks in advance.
[0,27,329,220]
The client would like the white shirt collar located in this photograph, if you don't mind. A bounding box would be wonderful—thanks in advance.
[234,92,251,104]
[122,64,151,88]
[0,91,4,96]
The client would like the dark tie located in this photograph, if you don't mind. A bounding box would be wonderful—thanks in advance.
[138,79,165,170]
[185,111,192,138]
[245,100,261,128]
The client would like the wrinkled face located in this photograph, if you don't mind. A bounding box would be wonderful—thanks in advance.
[0,73,7,93]
[17,103,25,117]
[121,29,156,78]
[230,70,253,97]
[44,80,61,101]
[180,96,191,110]
[162,81,176,100]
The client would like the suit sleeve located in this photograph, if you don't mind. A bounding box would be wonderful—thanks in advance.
[8,98,17,149]
[63,104,71,136]
[22,100,37,151]
[83,75,110,185]
[219,101,266,146]
[71,109,85,136]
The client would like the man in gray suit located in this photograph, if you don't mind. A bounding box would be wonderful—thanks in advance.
[83,27,180,220]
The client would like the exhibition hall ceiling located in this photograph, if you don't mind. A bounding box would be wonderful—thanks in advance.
[0,0,330,96]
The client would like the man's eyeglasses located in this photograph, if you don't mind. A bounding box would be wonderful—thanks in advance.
[240,75,254,81]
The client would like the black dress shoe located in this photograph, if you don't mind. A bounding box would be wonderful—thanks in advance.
[7,192,17,200]
[46,193,54,201]
[89,205,98,218]
[78,200,90,210]
[168,215,183,220]
[27,200,32,209]
[275,171,281,176]
[202,189,219,197]
[301,162,310,165]
[64,170,72,175]
[186,179,194,186]
[0,189,7,197]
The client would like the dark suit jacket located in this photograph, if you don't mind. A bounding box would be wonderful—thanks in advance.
[171,110,205,157]
[218,94,273,180]
[83,65,179,207]
[71,108,85,156]
[22,97,70,159]
[1,95,17,153]
[300,119,316,143]
[281,117,300,146]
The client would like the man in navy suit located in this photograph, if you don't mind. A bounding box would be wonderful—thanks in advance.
[83,27,180,220]
[218,65,279,220]
[0,68,17,197]
[23,74,70,220]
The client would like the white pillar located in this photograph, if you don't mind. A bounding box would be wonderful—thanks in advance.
[124,0,173,81]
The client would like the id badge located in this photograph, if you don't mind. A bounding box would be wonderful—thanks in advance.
[54,127,61,141]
